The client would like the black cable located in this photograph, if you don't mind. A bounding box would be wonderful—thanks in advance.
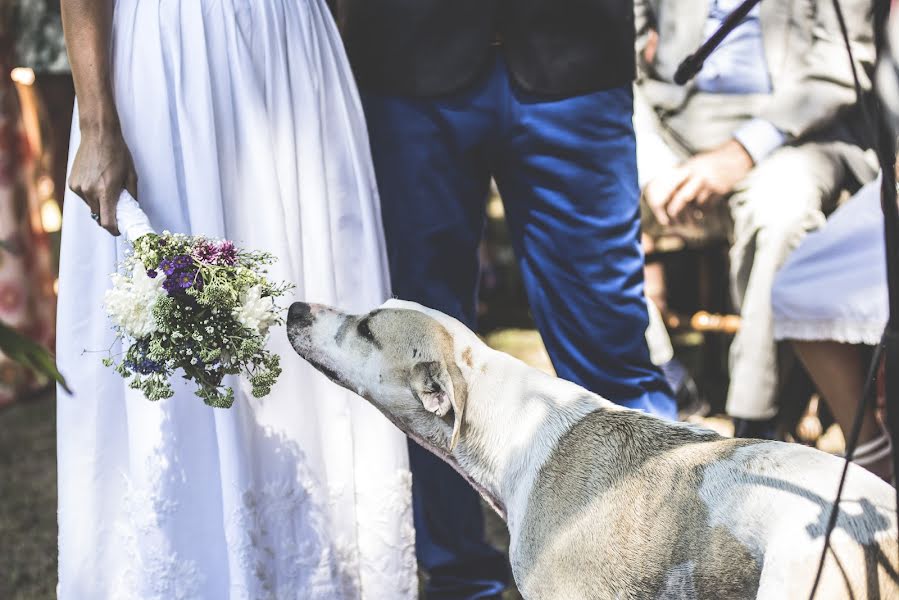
[807,340,884,598]
[673,0,898,596]
[807,0,899,596]
[807,0,898,596]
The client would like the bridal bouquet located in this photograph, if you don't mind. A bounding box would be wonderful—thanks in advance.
[102,192,291,408]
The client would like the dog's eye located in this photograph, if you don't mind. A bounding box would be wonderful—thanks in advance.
[356,317,381,348]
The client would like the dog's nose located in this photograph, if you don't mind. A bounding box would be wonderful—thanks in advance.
[288,302,315,328]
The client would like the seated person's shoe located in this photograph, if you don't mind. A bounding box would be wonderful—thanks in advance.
[659,358,707,419]
[732,416,779,440]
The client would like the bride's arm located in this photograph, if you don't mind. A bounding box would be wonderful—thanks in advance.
[61,0,137,236]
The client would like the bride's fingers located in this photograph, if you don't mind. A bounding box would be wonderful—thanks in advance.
[69,177,101,217]
[125,170,138,200]
[99,189,122,236]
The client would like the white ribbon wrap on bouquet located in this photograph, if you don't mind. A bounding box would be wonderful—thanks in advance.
[115,190,156,242]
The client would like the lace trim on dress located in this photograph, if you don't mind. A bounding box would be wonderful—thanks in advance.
[112,453,205,600]
[773,319,885,346]
[356,470,418,599]
[224,468,417,600]
[109,422,416,600]
[225,476,361,600]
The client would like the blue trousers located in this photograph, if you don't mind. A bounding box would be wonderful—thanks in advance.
[363,57,676,599]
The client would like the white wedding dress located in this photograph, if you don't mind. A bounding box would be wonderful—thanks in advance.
[56,1,417,598]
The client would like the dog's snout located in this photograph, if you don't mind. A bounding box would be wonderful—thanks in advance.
[288,302,315,328]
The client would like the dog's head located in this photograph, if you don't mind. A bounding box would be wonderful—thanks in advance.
[286,299,484,454]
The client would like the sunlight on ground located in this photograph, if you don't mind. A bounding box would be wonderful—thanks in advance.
[484,328,846,455]
[485,329,554,375]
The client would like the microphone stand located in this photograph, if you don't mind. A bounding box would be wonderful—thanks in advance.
[871,0,899,544]
[672,0,899,550]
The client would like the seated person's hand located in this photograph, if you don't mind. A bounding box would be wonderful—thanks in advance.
[642,29,659,65]
[644,140,753,226]
[644,165,690,227]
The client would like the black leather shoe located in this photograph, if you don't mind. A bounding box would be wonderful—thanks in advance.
[732,417,779,440]
[659,358,708,419]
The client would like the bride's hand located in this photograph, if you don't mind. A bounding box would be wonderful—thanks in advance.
[68,125,138,236]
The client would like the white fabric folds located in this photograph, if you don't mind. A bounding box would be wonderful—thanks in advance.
[56,1,416,598]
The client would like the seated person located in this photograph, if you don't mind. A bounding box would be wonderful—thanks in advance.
[635,0,879,436]
[772,11,899,480]
[773,175,891,480]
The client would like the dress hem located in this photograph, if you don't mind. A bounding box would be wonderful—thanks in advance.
[773,319,885,345]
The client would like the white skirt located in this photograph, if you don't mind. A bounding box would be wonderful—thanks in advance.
[772,176,889,345]
[56,1,416,598]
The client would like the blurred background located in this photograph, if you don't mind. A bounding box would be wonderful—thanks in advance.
[0,2,848,599]
[1,2,71,598]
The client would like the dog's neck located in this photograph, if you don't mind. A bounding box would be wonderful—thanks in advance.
[453,351,610,529]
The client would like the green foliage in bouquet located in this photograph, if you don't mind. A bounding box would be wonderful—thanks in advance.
[103,233,292,408]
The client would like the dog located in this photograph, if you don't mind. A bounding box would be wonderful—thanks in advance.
[287,298,899,599]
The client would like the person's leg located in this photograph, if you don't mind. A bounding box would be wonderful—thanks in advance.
[634,93,706,410]
[494,81,676,417]
[726,144,847,426]
[793,341,891,480]
[362,81,508,598]
[634,87,682,318]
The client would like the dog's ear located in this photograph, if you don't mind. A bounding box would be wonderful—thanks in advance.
[410,360,467,451]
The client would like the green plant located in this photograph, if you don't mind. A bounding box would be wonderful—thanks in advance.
[0,321,70,394]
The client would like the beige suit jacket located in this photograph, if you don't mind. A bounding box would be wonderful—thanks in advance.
[635,0,875,143]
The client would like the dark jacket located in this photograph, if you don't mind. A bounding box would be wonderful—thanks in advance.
[329,0,636,97]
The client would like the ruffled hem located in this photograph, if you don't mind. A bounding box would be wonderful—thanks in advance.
[773,319,885,345]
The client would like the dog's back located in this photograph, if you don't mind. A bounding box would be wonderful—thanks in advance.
[512,408,899,600]
[285,299,898,598]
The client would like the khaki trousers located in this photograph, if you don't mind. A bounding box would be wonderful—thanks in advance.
[635,89,875,419]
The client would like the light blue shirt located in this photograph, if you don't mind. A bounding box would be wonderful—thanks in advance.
[695,0,785,163]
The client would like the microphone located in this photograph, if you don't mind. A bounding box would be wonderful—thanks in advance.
[673,0,764,85]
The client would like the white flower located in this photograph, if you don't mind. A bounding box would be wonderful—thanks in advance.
[104,262,166,338]
[233,285,277,335]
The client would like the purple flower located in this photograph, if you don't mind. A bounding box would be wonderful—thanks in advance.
[159,254,202,295]
[125,340,163,375]
[147,269,158,279]
[159,258,178,276]
[191,239,237,266]
[216,241,237,265]
[125,357,163,375]
[192,240,219,265]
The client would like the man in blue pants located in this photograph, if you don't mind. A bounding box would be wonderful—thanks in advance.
[331,1,677,597]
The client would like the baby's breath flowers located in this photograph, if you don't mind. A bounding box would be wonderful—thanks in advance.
[102,232,291,408]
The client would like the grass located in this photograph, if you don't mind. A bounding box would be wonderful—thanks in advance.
[0,389,58,600]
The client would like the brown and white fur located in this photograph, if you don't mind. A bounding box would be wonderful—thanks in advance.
[286,299,899,600]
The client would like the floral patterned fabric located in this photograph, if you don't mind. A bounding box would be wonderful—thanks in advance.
[0,66,57,404]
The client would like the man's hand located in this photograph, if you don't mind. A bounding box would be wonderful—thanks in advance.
[644,165,689,227]
[644,139,754,226]
[642,29,659,65]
